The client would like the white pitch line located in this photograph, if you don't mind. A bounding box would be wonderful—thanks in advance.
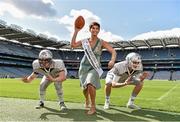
[136,97,157,101]
[157,84,179,101]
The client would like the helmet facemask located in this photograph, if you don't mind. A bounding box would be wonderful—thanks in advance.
[126,53,142,70]
[129,59,141,70]
[39,58,52,68]
[38,50,53,68]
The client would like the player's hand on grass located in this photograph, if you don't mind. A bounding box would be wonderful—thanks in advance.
[21,76,31,83]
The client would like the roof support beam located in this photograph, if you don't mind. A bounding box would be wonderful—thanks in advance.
[127,41,137,49]
[160,39,166,48]
[143,40,152,48]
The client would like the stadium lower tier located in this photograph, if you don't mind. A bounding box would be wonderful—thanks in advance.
[0,66,180,80]
[0,40,180,80]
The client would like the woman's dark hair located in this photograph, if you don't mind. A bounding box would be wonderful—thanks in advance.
[89,22,100,29]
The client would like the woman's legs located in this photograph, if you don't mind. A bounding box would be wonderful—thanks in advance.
[83,88,90,108]
[87,83,96,115]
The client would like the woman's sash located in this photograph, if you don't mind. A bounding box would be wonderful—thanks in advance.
[81,39,103,77]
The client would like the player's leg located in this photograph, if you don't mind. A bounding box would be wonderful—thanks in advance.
[54,82,67,110]
[104,73,122,109]
[36,76,51,109]
[127,72,148,109]
[87,83,96,115]
[104,83,112,109]
[103,73,114,109]
[127,82,143,109]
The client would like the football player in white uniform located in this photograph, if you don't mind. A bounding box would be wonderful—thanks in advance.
[104,52,149,109]
[22,49,67,110]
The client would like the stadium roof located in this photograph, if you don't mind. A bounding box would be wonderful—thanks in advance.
[0,19,180,50]
[109,37,180,50]
[0,19,70,49]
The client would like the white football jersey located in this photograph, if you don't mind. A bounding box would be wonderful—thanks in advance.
[106,61,143,84]
[109,61,143,76]
[32,59,67,78]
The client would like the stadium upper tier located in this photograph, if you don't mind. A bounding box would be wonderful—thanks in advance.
[0,19,180,50]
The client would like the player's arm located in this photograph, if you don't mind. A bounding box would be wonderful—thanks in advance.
[46,70,66,82]
[21,72,38,83]
[139,71,149,81]
[102,40,116,69]
[55,70,66,82]
[112,77,130,88]
[112,82,127,88]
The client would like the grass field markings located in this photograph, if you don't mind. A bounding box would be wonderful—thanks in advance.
[136,97,157,101]
[0,97,159,122]
[157,84,179,101]
[109,109,160,122]
[1,79,180,113]
[120,112,159,122]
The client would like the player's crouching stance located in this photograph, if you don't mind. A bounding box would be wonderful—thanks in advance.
[104,52,149,109]
[21,49,67,111]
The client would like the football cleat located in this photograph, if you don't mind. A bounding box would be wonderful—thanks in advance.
[103,100,110,109]
[126,103,141,109]
[35,101,44,109]
[60,102,67,111]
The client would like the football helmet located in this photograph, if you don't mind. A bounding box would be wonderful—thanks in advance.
[38,49,53,67]
[125,52,142,70]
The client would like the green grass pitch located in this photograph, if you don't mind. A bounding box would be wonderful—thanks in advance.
[0,78,180,121]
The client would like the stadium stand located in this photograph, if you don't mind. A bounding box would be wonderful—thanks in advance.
[172,71,180,80]
[153,71,171,80]
[0,19,180,80]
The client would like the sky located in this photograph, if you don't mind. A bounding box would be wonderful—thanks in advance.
[0,0,180,42]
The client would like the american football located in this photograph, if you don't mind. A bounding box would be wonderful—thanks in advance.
[74,15,85,29]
